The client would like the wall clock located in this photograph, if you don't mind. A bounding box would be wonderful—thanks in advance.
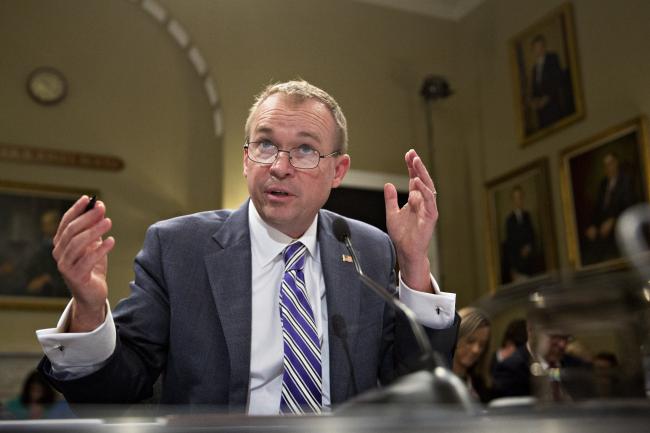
[27,67,67,105]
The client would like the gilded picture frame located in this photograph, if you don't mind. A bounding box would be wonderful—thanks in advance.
[485,159,558,292]
[0,180,92,310]
[509,2,585,146]
[560,117,650,271]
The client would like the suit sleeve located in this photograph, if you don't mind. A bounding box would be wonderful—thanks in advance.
[491,350,531,398]
[376,234,460,384]
[39,224,171,404]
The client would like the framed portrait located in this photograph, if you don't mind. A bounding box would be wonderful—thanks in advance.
[0,180,92,309]
[485,159,558,292]
[509,2,584,146]
[560,117,650,271]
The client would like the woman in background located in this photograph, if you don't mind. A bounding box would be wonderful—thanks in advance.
[4,370,72,419]
[453,307,492,402]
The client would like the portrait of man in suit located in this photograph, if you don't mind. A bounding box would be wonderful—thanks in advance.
[527,34,573,131]
[487,160,556,290]
[502,186,536,284]
[0,189,75,301]
[581,152,639,265]
[23,209,68,298]
[563,120,648,270]
[510,3,583,144]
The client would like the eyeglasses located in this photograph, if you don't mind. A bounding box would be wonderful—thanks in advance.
[244,140,340,169]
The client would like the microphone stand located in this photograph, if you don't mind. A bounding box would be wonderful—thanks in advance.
[337,227,476,413]
[341,235,438,370]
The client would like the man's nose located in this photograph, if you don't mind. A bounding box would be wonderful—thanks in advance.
[270,150,294,177]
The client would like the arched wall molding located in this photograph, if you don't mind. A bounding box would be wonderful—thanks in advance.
[125,0,224,139]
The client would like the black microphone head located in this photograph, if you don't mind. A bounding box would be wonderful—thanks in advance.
[333,217,351,243]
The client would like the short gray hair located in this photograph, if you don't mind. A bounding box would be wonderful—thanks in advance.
[244,80,348,153]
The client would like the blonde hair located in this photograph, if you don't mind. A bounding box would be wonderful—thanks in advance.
[458,307,491,378]
[244,80,349,154]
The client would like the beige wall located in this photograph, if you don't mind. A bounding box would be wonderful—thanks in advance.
[0,0,463,354]
[0,0,648,361]
[456,0,650,300]
[160,0,458,205]
[0,0,220,352]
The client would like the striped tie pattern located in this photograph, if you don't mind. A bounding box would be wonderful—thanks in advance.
[279,241,322,414]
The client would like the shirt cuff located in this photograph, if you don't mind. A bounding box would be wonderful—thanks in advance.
[398,272,456,329]
[36,300,116,376]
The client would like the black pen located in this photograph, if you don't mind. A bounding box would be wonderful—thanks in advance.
[84,195,97,213]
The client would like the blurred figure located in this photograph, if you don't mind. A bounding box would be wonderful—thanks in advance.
[4,371,56,419]
[503,187,536,283]
[565,339,593,363]
[593,351,619,398]
[0,248,21,294]
[0,238,30,295]
[583,152,637,265]
[533,331,593,402]
[492,323,590,401]
[538,333,581,367]
[453,307,492,402]
[24,209,68,297]
[528,34,571,130]
[491,318,527,374]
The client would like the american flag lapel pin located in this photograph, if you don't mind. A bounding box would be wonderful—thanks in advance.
[341,254,353,263]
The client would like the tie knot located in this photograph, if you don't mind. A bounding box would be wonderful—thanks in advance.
[283,241,306,271]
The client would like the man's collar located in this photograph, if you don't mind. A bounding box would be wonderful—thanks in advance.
[248,202,319,267]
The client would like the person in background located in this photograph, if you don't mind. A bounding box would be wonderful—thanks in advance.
[453,307,492,403]
[490,318,527,376]
[4,371,57,419]
[492,323,591,401]
[37,80,458,415]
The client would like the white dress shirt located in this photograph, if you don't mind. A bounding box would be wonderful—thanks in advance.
[37,204,456,414]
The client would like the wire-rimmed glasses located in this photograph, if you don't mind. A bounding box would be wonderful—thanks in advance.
[244,140,340,169]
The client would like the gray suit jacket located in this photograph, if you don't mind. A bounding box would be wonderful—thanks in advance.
[40,201,459,411]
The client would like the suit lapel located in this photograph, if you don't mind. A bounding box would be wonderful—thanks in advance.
[318,211,362,404]
[202,205,363,406]
[204,202,252,408]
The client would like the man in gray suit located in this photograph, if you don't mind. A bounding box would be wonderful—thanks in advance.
[37,80,458,414]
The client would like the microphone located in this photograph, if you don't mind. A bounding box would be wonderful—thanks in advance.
[331,314,359,396]
[332,217,475,411]
[333,217,437,370]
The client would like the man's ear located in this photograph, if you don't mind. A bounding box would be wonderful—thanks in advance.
[331,154,350,188]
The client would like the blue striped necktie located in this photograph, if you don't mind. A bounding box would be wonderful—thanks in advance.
[279,241,322,414]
